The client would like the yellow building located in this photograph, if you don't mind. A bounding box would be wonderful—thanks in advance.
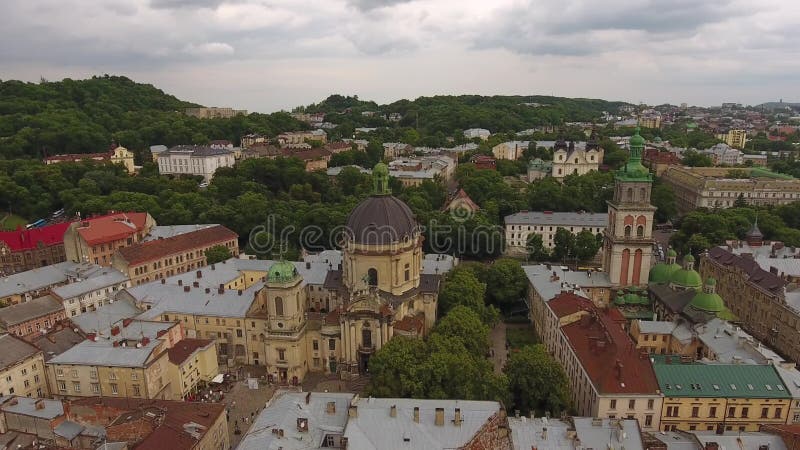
[45,320,183,400]
[716,129,748,149]
[0,333,49,398]
[166,338,219,401]
[110,145,135,174]
[654,358,792,433]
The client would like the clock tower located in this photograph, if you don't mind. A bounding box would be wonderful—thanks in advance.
[603,127,656,287]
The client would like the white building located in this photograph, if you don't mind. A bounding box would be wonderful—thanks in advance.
[492,141,529,160]
[551,133,603,180]
[50,268,130,318]
[157,145,236,181]
[700,143,743,166]
[463,128,491,140]
[504,211,607,251]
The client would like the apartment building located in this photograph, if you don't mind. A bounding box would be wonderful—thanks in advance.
[157,145,236,181]
[716,129,748,149]
[660,166,800,213]
[50,268,130,318]
[63,212,155,266]
[0,221,72,275]
[700,143,743,166]
[46,320,183,400]
[0,261,104,306]
[387,155,456,186]
[277,130,327,148]
[0,295,65,340]
[111,225,239,285]
[166,338,219,401]
[551,135,603,180]
[492,141,529,160]
[0,333,49,398]
[505,211,607,252]
[655,358,791,433]
[463,128,491,140]
[184,106,246,119]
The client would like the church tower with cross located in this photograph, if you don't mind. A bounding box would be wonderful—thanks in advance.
[603,127,656,287]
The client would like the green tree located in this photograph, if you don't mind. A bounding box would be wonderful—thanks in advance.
[366,336,427,398]
[485,258,528,308]
[432,306,490,356]
[733,193,747,208]
[204,245,232,264]
[651,181,677,223]
[552,227,576,261]
[505,344,570,416]
[574,229,602,261]
[682,150,713,167]
[526,233,550,262]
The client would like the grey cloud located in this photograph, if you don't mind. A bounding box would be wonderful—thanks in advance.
[347,0,413,12]
[149,0,226,9]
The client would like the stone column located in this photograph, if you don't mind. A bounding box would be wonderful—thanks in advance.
[349,323,357,364]
[340,321,348,363]
[388,322,394,340]
[376,320,383,350]
[381,321,388,345]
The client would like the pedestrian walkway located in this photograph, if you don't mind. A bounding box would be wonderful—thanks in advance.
[489,321,507,374]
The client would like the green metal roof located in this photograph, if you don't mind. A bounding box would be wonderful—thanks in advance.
[268,260,298,284]
[648,262,681,284]
[653,360,790,399]
[670,268,703,289]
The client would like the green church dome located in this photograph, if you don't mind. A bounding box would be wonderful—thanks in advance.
[667,249,677,258]
[268,260,298,284]
[648,261,681,284]
[690,279,724,313]
[629,132,646,148]
[670,267,703,290]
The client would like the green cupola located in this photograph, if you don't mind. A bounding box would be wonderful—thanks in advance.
[372,163,391,195]
[669,254,703,290]
[648,248,681,284]
[689,277,724,313]
[268,260,299,284]
[617,127,652,181]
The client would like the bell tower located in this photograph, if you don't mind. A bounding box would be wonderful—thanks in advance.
[603,127,656,287]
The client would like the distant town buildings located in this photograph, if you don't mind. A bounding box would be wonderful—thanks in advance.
[716,128,748,149]
[184,107,247,119]
[277,130,327,148]
[491,141,529,161]
[44,145,135,174]
[156,145,236,181]
[0,221,72,275]
[551,131,603,180]
[463,128,491,140]
[700,143,743,166]
[386,155,456,186]
[470,155,496,170]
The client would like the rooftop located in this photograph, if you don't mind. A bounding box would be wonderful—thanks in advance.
[50,267,128,299]
[508,417,573,449]
[32,326,85,361]
[238,391,354,450]
[689,431,786,450]
[0,333,42,370]
[573,417,644,450]
[0,261,103,299]
[653,358,790,398]
[116,225,237,265]
[143,224,219,242]
[547,292,595,318]
[167,338,214,365]
[70,297,141,334]
[0,221,72,252]
[0,395,64,419]
[523,264,611,302]
[127,281,259,320]
[343,397,504,450]
[161,145,235,157]
[505,211,607,227]
[0,294,63,327]
[707,247,785,294]
[74,212,149,246]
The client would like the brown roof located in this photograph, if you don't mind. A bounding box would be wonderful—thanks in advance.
[708,246,785,293]
[44,151,111,162]
[0,334,42,370]
[76,212,149,246]
[547,292,594,318]
[446,189,480,212]
[394,312,425,334]
[282,148,331,161]
[69,397,225,450]
[117,225,237,266]
[0,294,64,327]
[561,309,660,395]
[167,338,214,365]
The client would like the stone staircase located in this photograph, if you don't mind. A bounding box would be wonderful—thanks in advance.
[348,375,371,394]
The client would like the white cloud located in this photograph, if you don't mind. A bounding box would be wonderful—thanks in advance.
[183,42,235,56]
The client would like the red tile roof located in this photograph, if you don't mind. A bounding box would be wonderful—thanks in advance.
[547,292,594,318]
[394,312,425,334]
[167,338,214,365]
[561,309,660,395]
[75,212,150,246]
[117,225,237,266]
[446,189,480,212]
[0,222,72,251]
[43,151,111,163]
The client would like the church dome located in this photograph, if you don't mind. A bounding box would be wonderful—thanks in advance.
[346,163,418,246]
[629,129,646,148]
[268,260,298,284]
[689,278,724,313]
[648,261,680,284]
[670,255,702,290]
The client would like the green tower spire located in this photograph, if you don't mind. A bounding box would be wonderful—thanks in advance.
[617,127,652,181]
[372,163,391,195]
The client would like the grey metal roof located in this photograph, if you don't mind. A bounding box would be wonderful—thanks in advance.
[0,294,63,327]
[238,391,354,450]
[523,264,610,302]
[505,211,607,228]
[33,327,85,361]
[143,224,219,242]
[54,420,85,440]
[343,397,502,450]
[508,417,573,450]
[0,333,41,370]
[51,268,128,299]
[71,298,141,334]
[422,254,456,275]
[0,395,64,419]
[0,261,103,298]
[573,418,644,450]
[47,321,174,367]
[695,318,771,365]
[130,283,258,320]
[161,145,234,157]
[688,431,786,450]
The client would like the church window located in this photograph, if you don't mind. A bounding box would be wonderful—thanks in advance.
[637,225,644,237]
[275,297,284,316]
[367,268,378,286]
[404,263,410,281]
[624,226,632,237]
[627,188,634,201]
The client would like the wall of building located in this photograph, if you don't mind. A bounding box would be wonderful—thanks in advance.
[659,396,791,432]
[120,237,239,285]
[0,352,48,398]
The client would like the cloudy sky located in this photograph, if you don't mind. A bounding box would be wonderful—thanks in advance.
[2,0,798,112]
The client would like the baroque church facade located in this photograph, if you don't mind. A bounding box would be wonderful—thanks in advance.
[551,130,604,180]
[245,163,440,383]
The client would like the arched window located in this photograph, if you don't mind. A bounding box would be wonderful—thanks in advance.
[637,225,644,237]
[274,296,284,317]
[367,268,378,286]
[625,226,632,237]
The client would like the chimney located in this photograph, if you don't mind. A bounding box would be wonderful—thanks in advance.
[111,326,120,336]
[390,405,397,417]
[218,286,224,294]
[413,407,420,423]
[196,270,202,278]
[184,286,190,292]
[341,437,348,449]
[454,408,462,426]
[161,278,166,284]
[435,408,444,426]
[141,337,150,346]
[123,318,132,328]
[305,392,311,404]
[541,427,547,440]
[178,279,183,286]
[87,333,96,341]
[306,262,311,269]
[34,399,45,410]
[348,405,358,418]
[238,290,243,296]
[193,281,199,288]
[326,401,336,415]
[205,288,210,294]
[211,264,216,270]
[705,443,720,450]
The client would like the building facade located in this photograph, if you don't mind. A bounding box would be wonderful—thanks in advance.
[492,141,529,160]
[0,334,49,398]
[0,222,72,275]
[112,225,239,285]
[63,212,156,266]
[716,129,748,149]
[157,145,236,181]
[166,338,219,401]
[660,166,800,213]
[505,211,607,252]
[551,133,603,180]
[0,295,66,340]
[603,128,656,288]
[185,107,247,119]
[50,268,130,318]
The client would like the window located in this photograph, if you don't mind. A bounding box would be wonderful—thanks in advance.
[636,225,644,237]
[692,406,699,418]
[73,382,81,392]
[762,407,769,418]
[367,268,378,286]
[110,383,118,395]
[776,407,783,418]
[132,385,141,396]
[329,339,336,350]
[313,357,320,367]
[275,297,284,316]
[56,368,64,377]
[728,406,736,418]
[325,435,336,447]
[645,415,653,427]
[628,399,635,410]
[313,340,319,351]
[34,375,39,383]
[647,399,654,410]
[58,381,67,392]
[277,349,286,361]
[24,380,30,388]
[709,406,717,418]
[624,225,631,237]
[404,263,410,281]
[21,368,27,375]
[740,407,748,418]
[91,383,100,393]
[236,329,243,338]
[610,399,616,409]
[131,372,138,381]
[109,372,117,380]
[90,370,97,379]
